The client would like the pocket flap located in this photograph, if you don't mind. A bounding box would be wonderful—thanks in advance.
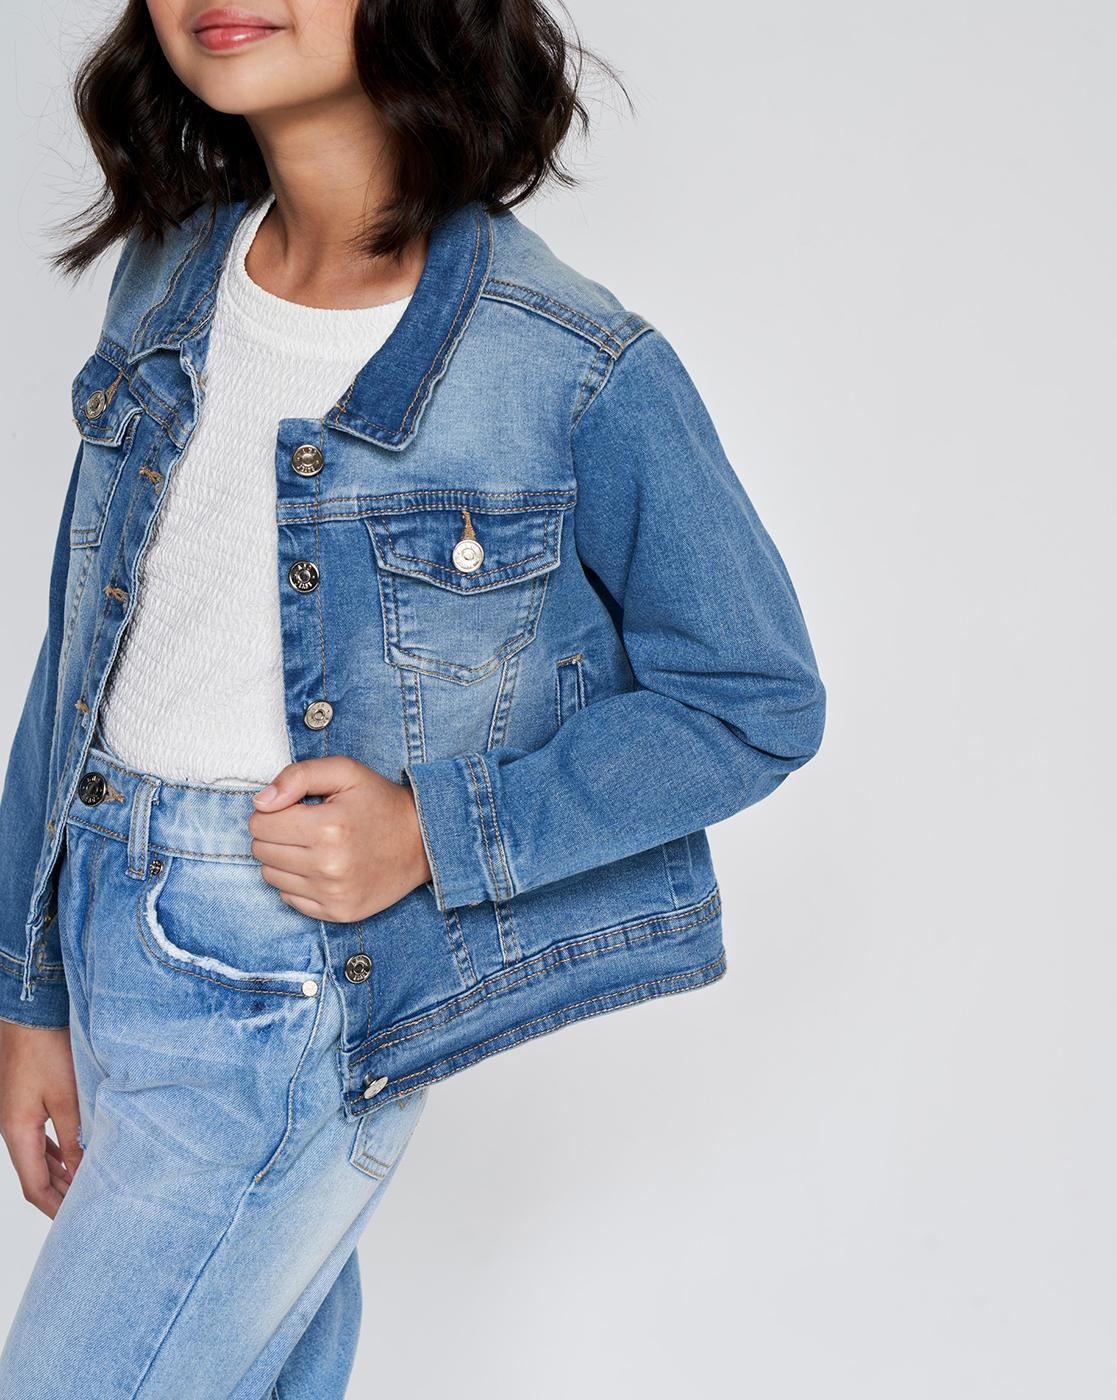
[366,500,566,593]
[70,352,143,446]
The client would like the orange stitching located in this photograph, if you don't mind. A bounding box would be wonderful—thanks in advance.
[354,949,728,1091]
[347,889,722,1068]
[134,867,316,998]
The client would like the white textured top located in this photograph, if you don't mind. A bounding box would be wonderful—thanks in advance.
[97,191,411,785]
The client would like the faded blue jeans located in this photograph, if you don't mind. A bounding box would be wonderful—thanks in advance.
[0,745,428,1398]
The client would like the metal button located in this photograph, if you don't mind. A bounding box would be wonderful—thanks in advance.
[83,389,108,420]
[303,699,334,731]
[77,772,107,805]
[452,537,485,573]
[291,444,323,477]
[301,978,320,998]
[344,953,373,984]
[362,1074,389,1100]
[287,560,320,593]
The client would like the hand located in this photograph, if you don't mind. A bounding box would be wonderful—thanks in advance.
[247,756,432,923]
[0,1020,83,1219]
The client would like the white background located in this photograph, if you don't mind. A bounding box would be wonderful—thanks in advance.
[3,2,1115,1395]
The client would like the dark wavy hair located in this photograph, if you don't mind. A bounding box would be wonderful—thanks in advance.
[51,0,623,278]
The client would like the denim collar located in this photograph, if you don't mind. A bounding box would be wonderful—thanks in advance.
[127,196,494,449]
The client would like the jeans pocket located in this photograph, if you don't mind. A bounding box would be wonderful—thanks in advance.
[136,853,326,999]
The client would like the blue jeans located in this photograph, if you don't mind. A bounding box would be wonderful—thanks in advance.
[0,745,428,1398]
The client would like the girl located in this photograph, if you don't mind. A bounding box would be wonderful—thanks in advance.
[0,1,825,1394]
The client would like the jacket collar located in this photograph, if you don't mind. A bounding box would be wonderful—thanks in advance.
[127,195,494,450]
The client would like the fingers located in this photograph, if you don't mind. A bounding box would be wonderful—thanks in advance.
[277,889,327,919]
[252,756,361,812]
[6,1119,64,1220]
[258,864,317,897]
[0,1022,83,1220]
[48,1096,84,1178]
[247,802,318,848]
[249,838,318,875]
[44,1136,73,1200]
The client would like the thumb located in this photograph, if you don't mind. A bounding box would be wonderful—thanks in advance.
[251,757,355,810]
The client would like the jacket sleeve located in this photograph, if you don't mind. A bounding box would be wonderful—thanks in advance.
[0,442,83,1027]
[403,327,826,912]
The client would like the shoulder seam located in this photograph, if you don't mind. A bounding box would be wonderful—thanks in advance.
[482,278,650,359]
[570,322,657,432]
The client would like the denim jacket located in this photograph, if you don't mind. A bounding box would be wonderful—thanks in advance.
[0,196,825,1114]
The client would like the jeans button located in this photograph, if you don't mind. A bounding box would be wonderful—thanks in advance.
[77,772,107,805]
[362,1074,389,1100]
[344,953,372,984]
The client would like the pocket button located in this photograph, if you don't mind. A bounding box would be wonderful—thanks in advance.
[451,537,484,573]
[84,389,109,419]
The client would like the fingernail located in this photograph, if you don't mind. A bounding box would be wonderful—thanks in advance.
[254,784,278,804]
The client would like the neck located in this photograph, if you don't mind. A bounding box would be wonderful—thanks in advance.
[244,96,428,311]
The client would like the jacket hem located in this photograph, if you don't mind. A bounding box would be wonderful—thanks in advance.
[337,885,725,1115]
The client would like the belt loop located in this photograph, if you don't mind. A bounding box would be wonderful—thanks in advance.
[126,776,161,880]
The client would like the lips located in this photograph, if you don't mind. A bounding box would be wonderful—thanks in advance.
[192,7,283,51]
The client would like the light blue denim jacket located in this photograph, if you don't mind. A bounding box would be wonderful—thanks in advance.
[0,197,825,1112]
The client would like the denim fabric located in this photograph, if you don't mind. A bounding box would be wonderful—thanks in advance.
[0,747,428,1398]
[0,196,826,1111]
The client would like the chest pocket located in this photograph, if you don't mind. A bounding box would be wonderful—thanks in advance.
[69,353,145,549]
[364,497,568,684]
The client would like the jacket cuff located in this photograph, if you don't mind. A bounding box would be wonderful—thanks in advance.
[403,752,515,912]
[0,952,69,1029]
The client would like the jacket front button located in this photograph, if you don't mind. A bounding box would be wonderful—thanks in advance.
[303,699,334,730]
[291,444,324,477]
[77,772,107,805]
[344,953,373,984]
[287,560,320,592]
[83,389,108,419]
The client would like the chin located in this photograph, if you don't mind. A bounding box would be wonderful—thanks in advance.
[188,69,292,117]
